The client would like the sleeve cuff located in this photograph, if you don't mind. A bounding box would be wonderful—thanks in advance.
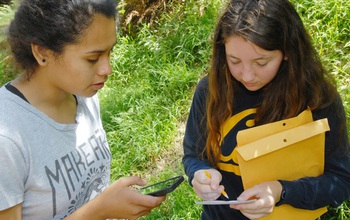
[276,180,286,206]
[275,180,304,207]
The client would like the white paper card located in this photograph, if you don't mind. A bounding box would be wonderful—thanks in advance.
[195,199,257,205]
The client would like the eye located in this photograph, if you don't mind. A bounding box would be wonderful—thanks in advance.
[228,58,240,65]
[87,58,99,63]
[256,61,268,66]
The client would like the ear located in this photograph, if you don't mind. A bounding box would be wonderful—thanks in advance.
[31,44,50,66]
[284,56,289,61]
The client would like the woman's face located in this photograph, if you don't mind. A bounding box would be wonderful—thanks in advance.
[225,36,284,91]
[45,14,117,97]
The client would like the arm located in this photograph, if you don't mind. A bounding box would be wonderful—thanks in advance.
[230,97,350,219]
[237,96,350,213]
[182,77,225,200]
[0,136,26,220]
[1,137,164,220]
[64,176,165,220]
[182,77,212,184]
[0,204,22,220]
[277,97,350,209]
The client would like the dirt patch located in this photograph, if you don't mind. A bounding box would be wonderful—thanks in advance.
[143,121,186,180]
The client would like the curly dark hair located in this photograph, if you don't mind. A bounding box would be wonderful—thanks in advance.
[7,0,117,78]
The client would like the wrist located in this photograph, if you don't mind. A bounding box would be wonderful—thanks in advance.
[276,180,286,206]
[63,196,106,220]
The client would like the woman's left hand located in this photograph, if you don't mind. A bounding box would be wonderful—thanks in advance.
[230,181,282,219]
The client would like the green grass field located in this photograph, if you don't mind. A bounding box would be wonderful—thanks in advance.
[1,0,349,219]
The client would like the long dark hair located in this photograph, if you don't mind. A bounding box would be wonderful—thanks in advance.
[7,0,117,78]
[206,0,338,166]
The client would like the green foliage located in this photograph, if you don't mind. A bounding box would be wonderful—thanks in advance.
[0,4,17,83]
[99,0,223,217]
[290,0,350,131]
[0,0,349,219]
[104,0,350,219]
[100,0,222,181]
[0,3,14,26]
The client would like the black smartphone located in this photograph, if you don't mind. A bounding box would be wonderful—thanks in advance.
[139,175,184,196]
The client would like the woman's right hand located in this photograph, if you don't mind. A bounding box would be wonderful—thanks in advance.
[192,169,225,201]
[65,176,166,220]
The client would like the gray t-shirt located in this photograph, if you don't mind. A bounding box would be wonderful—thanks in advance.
[0,85,111,219]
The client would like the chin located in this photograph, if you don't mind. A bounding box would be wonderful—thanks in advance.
[244,85,263,91]
[76,90,98,98]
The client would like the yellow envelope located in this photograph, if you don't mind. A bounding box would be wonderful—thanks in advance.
[235,109,329,220]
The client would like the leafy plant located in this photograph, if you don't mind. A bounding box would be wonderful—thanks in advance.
[0,3,17,83]
[0,0,349,219]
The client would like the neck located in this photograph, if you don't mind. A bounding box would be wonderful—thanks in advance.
[12,74,77,124]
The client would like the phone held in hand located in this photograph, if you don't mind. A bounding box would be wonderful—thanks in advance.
[139,175,184,196]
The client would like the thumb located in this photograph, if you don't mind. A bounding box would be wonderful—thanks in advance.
[209,171,222,190]
[117,176,147,187]
[237,188,257,201]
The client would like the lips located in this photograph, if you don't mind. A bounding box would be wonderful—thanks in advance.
[242,82,263,91]
[92,81,106,90]
[243,82,256,88]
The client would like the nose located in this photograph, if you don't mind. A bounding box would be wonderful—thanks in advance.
[241,64,255,82]
[98,57,113,76]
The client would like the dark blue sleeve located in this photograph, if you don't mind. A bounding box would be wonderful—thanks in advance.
[182,77,213,185]
[278,95,350,209]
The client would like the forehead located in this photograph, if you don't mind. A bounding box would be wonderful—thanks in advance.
[67,14,117,52]
[225,36,276,58]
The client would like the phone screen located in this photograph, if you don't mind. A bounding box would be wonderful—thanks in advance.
[139,175,184,196]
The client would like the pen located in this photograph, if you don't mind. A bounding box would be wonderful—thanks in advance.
[204,170,229,199]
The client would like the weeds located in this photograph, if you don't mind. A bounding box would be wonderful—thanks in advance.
[0,0,349,219]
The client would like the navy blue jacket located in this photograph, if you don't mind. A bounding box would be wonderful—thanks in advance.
[182,76,350,220]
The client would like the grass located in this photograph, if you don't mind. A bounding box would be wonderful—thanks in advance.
[0,0,349,219]
[291,0,350,130]
[0,3,16,82]
[100,1,222,218]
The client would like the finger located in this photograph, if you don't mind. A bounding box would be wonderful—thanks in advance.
[118,176,147,187]
[193,182,215,194]
[237,187,258,202]
[240,208,272,219]
[133,193,166,208]
[208,169,222,186]
[229,198,262,212]
[240,211,268,220]
[194,170,211,184]
[133,208,152,219]
[230,202,259,211]
[202,192,222,201]
[193,186,221,200]
[127,206,153,220]
[231,201,273,219]
[194,181,224,195]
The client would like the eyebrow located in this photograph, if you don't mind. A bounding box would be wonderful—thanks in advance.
[86,41,117,54]
[226,54,270,60]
